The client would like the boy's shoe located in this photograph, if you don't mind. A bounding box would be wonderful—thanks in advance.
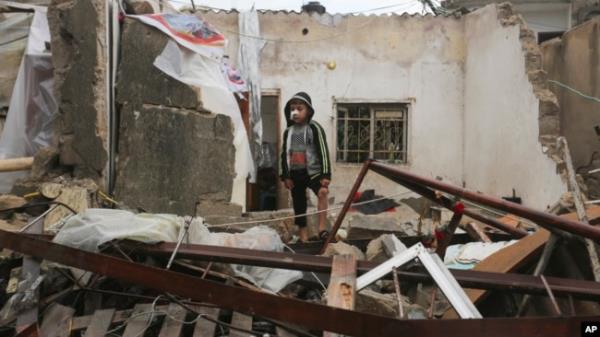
[318,230,329,241]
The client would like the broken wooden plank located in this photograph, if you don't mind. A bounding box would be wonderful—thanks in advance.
[83,309,116,337]
[463,222,492,243]
[158,303,187,337]
[122,303,154,337]
[39,304,75,337]
[324,254,357,337]
[192,306,219,337]
[71,305,169,331]
[229,312,253,337]
[444,207,600,318]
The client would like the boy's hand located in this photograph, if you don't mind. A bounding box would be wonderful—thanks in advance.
[284,179,294,190]
[320,178,330,188]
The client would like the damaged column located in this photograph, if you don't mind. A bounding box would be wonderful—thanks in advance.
[47,0,109,184]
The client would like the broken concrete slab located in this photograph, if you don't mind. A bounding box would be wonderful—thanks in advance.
[47,0,108,183]
[366,234,407,264]
[322,242,365,261]
[347,205,422,240]
[356,289,410,318]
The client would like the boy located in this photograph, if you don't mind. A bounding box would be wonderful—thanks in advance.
[279,92,331,242]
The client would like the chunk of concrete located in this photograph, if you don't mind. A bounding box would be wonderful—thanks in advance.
[347,204,421,240]
[366,234,407,264]
[31,147,60,180]
[356,289,409,318]
[322,242,365,260]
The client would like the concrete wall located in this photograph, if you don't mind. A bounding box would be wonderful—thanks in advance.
[48,0,109,184]
[202,11,467,203]
[114,19,236,215]
[463,4,567,209]
[541,17,600,198]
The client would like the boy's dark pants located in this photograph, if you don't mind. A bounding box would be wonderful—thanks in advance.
[290,169,322,228]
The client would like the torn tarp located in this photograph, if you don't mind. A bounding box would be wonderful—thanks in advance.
[53,208,301,292]
[0,5,56,192]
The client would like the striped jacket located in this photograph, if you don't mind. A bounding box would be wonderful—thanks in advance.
[279,120,331,181]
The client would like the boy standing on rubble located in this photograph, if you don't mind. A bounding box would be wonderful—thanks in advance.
[279,92,331,243]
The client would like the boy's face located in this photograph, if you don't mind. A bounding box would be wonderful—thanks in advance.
[289,100,309,124]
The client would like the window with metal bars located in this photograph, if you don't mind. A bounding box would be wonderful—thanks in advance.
[336,103,408,164]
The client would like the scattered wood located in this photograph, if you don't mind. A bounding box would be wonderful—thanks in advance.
[39,304,75,337]
[229,312,253,337]
[158,303,187,337]
[191,306,219,337]
[82,309,115,337]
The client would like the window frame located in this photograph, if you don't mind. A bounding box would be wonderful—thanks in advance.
[333,98,412,166]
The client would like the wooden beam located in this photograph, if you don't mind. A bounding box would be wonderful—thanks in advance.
[0,157,33,172]
[83,309,115,337]
[324,254,357,337]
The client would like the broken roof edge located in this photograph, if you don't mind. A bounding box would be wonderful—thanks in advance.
[192,7,462,19]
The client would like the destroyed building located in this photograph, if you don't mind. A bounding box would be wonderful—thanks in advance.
[0,0,599,336]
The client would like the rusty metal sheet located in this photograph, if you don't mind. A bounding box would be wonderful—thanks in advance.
[0,229,597,337]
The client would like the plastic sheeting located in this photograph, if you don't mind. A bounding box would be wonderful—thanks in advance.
[53,208,302,292]
[0,5,56,192]
[238,10,265,172]
[153,39,255,204]
[0,11,32,108]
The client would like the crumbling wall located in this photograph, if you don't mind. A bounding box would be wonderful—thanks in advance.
[47,0,108,183]
[114,19,235,215]
[541,17,600,199]
[463,4,568,209]
[202,10,467,203]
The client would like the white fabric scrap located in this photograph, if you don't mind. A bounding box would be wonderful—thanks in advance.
[53,208,301,292]
[444,240,518,270]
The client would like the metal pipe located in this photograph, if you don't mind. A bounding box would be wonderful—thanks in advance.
[320,159,372,254]
[381,173,528,238]
[436,205,464,258]
[370,161,600,241]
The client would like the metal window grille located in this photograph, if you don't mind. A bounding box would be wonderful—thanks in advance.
[336,104,408,164]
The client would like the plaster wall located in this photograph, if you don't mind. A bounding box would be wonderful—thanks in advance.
[463,5,567,209]
[202,11,467,203]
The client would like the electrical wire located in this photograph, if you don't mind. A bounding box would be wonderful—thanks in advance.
[209,190,417,228]
[548,79,600,104]
[284,244,327,290]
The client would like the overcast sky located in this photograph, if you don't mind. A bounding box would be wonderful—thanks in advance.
[168,0,439,15]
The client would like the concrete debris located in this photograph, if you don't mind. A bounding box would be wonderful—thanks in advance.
[322,241,365,260]
[347,206,422,240]
[366,234,407,264]
[30,147,60,180]
[356,288,416,318]
[0,194,26,211]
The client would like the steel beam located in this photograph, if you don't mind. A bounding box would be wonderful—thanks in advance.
[117,240,600,301]
[0,230,595,337]
[369,161,600,241]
